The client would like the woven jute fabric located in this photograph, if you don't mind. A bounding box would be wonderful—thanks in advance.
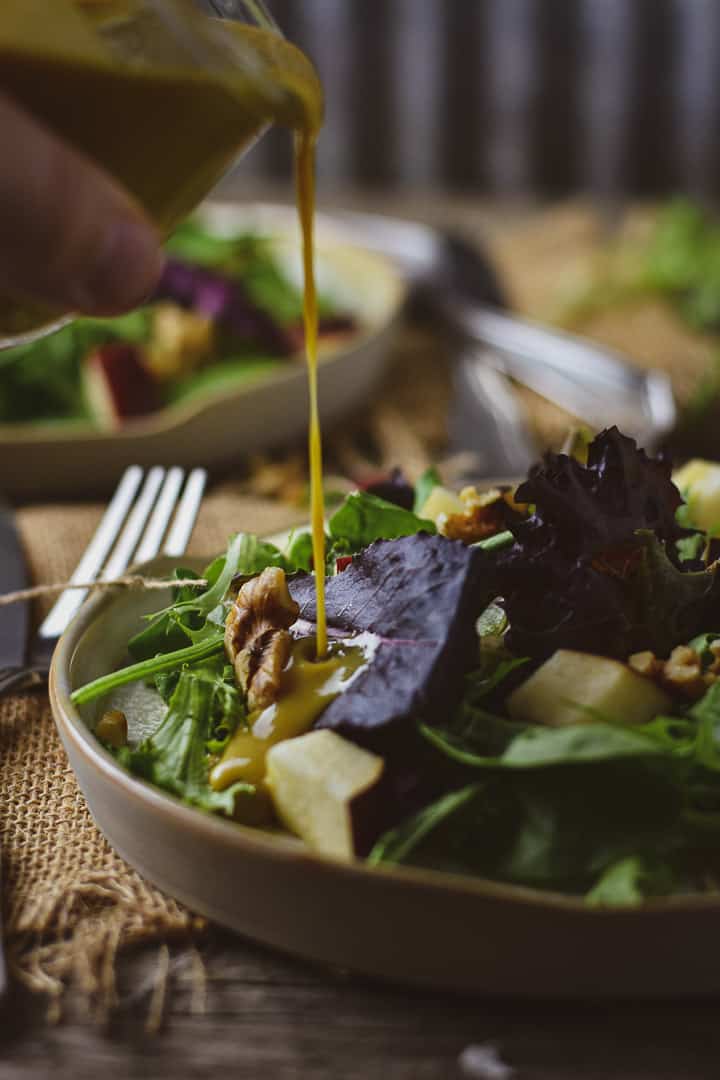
[0,490,309,1018]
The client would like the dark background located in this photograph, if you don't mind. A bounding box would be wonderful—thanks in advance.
[231,0,720,199]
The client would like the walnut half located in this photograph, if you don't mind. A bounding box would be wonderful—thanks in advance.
[225,566,300,711]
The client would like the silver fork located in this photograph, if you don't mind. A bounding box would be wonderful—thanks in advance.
[0,464,207,697]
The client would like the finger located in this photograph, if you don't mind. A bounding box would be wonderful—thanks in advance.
[0,93,164,316]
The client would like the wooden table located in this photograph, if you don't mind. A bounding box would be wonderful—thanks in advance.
[4,186,720,1079]
[4,926,720,1079]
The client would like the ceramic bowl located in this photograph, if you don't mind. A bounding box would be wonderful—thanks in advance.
[0,203,406,498]
[49,554,720,998]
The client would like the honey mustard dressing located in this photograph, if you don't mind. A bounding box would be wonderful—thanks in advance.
[210,638,372,791]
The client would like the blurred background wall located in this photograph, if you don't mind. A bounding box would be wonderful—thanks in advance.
[232,0,720,200]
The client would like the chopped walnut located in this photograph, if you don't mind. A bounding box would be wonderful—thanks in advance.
[442,489,507,545]
[628,651,661,678]
[628,644,718,700]
[661,645,707,701]
[225,566,299,710]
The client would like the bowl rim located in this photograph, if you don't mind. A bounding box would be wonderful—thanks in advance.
[49,551,720,920]
[0,201,407,445]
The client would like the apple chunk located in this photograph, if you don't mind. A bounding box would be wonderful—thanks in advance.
[266,730,385,859]
[507,649,671,728]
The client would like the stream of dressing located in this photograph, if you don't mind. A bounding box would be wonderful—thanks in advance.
[295,131,327,658]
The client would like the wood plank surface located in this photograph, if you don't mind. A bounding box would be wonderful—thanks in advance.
[3,928,720,1080]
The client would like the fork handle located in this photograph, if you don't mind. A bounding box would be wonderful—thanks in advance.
[0,667,46,698]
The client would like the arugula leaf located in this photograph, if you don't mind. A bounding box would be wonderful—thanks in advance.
[71,637,225,706]
[118,669,248,816]
[328,491,436,550]
[129,532,285,662]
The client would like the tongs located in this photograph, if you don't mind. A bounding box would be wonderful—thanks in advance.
[329,209,677,464]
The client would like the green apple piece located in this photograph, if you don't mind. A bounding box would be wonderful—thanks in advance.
[673,459,720,535]
[419,485,465,525]
[266,730,385,859]
[507,649,671,728]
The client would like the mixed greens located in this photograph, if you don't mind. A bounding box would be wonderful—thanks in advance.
[73,428,720,906]
[0,219,355,427]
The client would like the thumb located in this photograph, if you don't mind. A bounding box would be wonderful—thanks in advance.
[0,93,164,317]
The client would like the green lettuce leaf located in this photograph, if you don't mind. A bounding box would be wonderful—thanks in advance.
[117,668,249,817]
[328,491,436,551]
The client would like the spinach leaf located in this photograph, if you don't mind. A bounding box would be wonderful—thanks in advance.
[691,682,720,771]
[422,720,667,771]
[585,855,677,907]
[368,784,483,866]
[328,491,436,550]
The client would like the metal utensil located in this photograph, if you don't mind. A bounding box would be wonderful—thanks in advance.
[0,465,207,697]
[0,500,29,1004]
[328,209,677,453]
[0,500,29,684]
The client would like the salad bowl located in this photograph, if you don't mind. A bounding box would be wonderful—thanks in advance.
[0,203,406,498]
[50,547,720,999]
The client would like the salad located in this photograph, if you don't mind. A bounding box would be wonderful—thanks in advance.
[73,428,720,906]
[0,219,355,428]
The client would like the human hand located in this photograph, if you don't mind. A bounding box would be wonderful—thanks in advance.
[0,93,164,316]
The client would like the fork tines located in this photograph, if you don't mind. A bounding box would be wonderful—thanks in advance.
[37,466,207,642]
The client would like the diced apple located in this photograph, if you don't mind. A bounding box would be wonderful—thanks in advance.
[507,649,671,728]
[266,730,385,859]
[419,485,465,524]
[83,343,159,429]
[672,459,720,535]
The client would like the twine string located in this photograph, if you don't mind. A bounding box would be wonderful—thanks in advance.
[0,577,210,607]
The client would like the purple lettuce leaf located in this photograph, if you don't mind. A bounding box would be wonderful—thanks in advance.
[289,533,493,754]
[495,428,713,660]
[154,259,295,356]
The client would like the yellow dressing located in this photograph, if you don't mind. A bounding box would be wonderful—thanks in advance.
[210,638,370,791]
[295,131,327,658]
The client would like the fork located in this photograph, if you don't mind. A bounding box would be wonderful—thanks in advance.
[0,464,207,698]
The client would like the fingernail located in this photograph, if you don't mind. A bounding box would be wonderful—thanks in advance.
[80,218,164,314]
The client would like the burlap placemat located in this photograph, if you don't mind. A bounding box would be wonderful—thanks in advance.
[0,491,312,1019]
[2,202,716,1018]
